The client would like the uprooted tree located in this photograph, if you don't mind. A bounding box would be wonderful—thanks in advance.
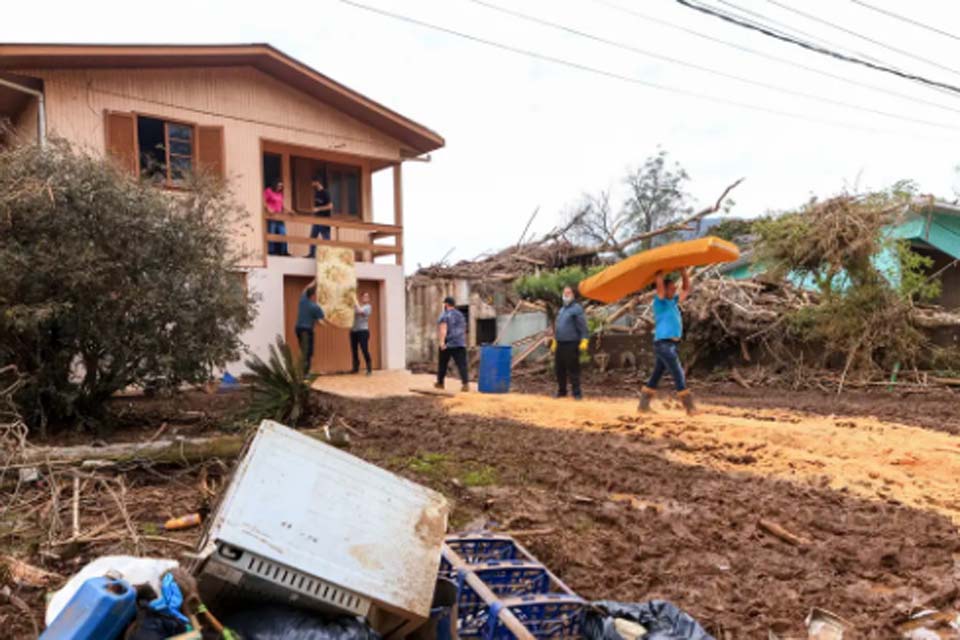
[704,183,959,382]
[0,140,256,435]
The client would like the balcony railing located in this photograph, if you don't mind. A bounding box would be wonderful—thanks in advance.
[263,210,403,264]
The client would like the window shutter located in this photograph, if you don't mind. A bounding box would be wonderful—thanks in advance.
[196,126,225,179]
[104,111,137,176]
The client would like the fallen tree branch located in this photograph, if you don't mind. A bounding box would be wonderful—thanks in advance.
[571,177,745,257]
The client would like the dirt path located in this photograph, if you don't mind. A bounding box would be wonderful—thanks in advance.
[341,396,959,638]
[444,393,960,525]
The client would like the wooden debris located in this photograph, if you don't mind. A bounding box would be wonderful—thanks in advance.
[758,518,812,546]
[1,555,61,588]
[409,387,456,398]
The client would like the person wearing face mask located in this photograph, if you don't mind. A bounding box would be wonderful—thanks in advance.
[550,285,590,399]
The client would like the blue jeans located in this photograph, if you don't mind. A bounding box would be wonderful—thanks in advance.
[267,219,288,256]
[646,340,687,392]
[307,221,331,258]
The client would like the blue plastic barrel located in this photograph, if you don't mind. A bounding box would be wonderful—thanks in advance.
[41,576,137,640]
[478,345,512,394]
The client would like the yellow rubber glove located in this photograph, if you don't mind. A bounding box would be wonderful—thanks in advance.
[579,338,589,352]
[550,339,557,353]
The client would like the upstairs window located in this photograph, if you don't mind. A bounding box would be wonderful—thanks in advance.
[105,111,224,185]
[326,164,361,217]
[137,116,194,185]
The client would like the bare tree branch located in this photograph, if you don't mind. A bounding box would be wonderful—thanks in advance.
[571,177,745,257]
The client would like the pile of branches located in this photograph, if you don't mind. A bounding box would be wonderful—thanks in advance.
[411,239,590,283]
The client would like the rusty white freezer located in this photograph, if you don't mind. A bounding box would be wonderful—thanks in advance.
[197,420,448,619]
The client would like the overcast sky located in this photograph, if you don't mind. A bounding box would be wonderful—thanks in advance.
[6,0,960,271]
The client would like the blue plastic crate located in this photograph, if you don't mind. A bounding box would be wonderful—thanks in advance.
[455,561,551,638]
[485,594,585,640]
[445,534,520,564]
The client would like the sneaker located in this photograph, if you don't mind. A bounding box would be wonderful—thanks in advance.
[554,391,567,399]
[434,382,444,390]
[573,394,583,401]
[461,383,470,392]
[366,370,372,376]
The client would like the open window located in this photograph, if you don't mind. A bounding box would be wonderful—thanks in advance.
[137,116,194,185]
[104,111,223,186]
[290,155,361,216]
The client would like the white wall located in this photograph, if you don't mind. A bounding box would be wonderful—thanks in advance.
[226,258,406,374]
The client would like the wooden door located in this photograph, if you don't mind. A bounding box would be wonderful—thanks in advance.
[284,276,382,374]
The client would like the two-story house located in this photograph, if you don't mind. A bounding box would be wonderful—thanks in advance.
[0,43,444,374]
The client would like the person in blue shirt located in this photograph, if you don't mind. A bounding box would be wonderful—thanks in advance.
[435,296,470,392]
[550,286,590,400]
[295,280,327,375]
[639,269,695,415]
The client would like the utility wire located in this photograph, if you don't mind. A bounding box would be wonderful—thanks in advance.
[465,0,960,130]
[849,0,960,44]
[762,0,960,78]
[337,0,960,141]
[588,0,960,117]
[715,0,892,66]
[675,0,960,96]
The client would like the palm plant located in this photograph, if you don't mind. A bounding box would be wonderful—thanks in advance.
[245,336,311,425]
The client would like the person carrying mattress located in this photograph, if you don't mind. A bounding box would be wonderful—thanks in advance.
[639,268,696,415]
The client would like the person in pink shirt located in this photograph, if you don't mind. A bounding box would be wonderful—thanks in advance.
[263,179,289,256]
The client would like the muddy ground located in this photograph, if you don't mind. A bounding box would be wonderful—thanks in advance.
[3,387,959,638]
[513,370,960,435]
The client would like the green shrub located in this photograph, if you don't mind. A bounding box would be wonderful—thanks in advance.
[0,141,255,434]
[245,337,311,425]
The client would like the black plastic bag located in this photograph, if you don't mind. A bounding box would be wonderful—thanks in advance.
[583,600,714,640]
[223,605,381,640]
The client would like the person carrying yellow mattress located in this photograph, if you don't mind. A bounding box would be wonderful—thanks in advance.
[639,269,696,415]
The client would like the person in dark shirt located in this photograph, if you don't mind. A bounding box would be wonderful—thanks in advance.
[435,296,469,392]
[295,280,327,374]
[550,286,589,399]
[307,175,334,258]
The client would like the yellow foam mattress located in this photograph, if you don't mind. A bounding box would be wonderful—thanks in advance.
[578,236,740,303]
[314,246,357,329]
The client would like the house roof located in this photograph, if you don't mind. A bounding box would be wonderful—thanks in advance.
[0,43,445,154]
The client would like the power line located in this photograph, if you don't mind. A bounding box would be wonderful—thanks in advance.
[674,0,960,96]
[336,0,960,142]
[587,0,960,117]
[849,0,960,44]
[714,0,893,66]
[464,0,960,130]
[762,0,960,79]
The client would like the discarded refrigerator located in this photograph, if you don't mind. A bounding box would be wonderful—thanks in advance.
[191,420,449,637]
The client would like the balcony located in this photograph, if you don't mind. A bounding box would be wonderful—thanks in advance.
[261,140,405,266]
[263,211,402,264]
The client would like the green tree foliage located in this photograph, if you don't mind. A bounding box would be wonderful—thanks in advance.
[622,148,692,249]
[245,337,311,425]
[514,265,602,319]
[565,149,696,255]
[709,217,755,244]
[0,141,256,434]
[753,186,941,371]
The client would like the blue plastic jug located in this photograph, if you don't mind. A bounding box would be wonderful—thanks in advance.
[41,576,137,640]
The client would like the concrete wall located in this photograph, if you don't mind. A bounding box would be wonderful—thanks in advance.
[23,66,405,266]
[228,257,406,374]
[496,312,547,345]
[406,279,472,364]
